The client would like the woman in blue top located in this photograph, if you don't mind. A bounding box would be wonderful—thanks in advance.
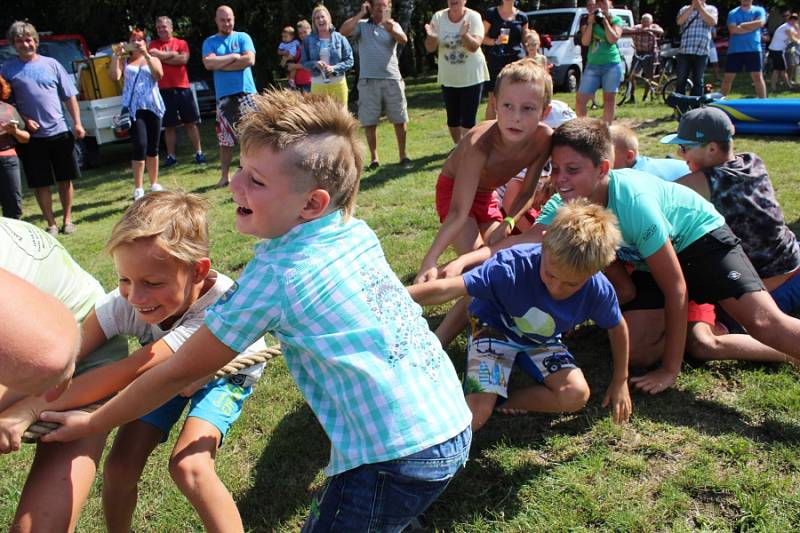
[301,5,354,106]
[111,29,165,201]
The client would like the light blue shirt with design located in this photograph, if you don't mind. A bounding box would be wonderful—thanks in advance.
[205,211,472,475]
[537,169,724,269]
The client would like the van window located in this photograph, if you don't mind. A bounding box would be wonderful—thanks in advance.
[527,12,576,41]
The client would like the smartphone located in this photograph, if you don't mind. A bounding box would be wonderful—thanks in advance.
[8,120,19,126]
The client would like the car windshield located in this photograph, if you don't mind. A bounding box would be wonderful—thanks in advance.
[37,40,86,74]
[528,13,575,41]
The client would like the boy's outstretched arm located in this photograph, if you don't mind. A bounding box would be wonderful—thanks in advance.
[408,277,468,306]
[40,327,237,443]
[416,144,488,283]
[440,223,547,278]
[630,242,688,395]
[602,320,632,424]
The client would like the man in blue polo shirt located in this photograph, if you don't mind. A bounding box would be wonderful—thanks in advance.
[721,0,767,98]
[202,5,256,188]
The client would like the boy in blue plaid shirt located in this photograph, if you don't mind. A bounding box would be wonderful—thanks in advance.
[41,89,473,532]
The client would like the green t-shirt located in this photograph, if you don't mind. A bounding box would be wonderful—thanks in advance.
[536,169,724,269]
[588,15,623,65]
[0,217,104,322]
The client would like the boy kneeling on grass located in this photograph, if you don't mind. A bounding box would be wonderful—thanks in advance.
[410,199,632,430]
[41,89,472,533]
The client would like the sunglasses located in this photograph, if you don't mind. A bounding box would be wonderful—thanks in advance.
[677,143,706,154]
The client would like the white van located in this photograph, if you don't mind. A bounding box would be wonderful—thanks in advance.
[526,7,635,92]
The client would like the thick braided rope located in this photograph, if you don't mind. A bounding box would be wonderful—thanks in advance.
[22,346,282,443]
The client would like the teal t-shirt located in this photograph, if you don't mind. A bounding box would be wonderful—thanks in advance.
[536,169,724,268]
[588,15,623,65]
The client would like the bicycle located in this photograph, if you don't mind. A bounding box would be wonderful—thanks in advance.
[618,52,692,105]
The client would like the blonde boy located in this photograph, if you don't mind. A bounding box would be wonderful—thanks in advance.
[609,124,690,182]
[4,192,265,532]
[416,58,553,283]
[42,90,472,532]
[410,199,631,430]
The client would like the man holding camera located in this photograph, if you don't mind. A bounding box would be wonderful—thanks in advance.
[676,0,718,96]
[340,0,410,169]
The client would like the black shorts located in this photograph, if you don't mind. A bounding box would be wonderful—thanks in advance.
[486,54,520,93]
[622,225,765,312]
[18,132,80,188]
[725,51,763,73]
[769,50,787,71]
[160,87,200,127]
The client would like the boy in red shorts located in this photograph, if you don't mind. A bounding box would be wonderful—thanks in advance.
[416,58,553,283]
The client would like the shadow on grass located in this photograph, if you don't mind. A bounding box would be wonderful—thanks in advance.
[360,152,450,192]
[239,404,328,531]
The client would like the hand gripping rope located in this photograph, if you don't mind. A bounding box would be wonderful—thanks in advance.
[22,346,283,443]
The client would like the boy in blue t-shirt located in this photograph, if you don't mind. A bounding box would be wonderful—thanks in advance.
[41,89,472,532]
[410,199,632,431]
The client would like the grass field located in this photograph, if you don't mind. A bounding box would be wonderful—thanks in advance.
[2,77,800,531]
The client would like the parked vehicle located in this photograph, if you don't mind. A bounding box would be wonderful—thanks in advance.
[526,7,635,92]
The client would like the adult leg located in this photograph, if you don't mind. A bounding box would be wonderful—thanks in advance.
[721,72,736,96]
[575,92,591,117]
[442,85,463,144]
[675,54,691,95]
[34,186,57,227]
[751,70,767,98]
[364,125,379,164]
[169,417,243,533]
[102,421,162,533]
[57,180,74,226]
[11,435,107,533]
[690,54,707,96]
[393,122,407,161]
[163,126,177,158]
[602,92,616,125]
[219,145,234,187]
[485,91,497,121]
[498,368,590,414]
[145,111,161,187]
[0,156,23,219]
[130,113,148,191]
[459,83,483,137]
[185,123,203,154]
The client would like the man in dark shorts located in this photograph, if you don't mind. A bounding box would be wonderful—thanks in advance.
[149,16,206,168]
[721,0,767,98]
[1,21,85,235]
[202,5,256,188]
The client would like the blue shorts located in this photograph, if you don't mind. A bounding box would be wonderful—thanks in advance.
[139,377,252,445]
[301,426,471,533]
[771,270,800,314]
[578,62,625,94]
[725,52,763,73]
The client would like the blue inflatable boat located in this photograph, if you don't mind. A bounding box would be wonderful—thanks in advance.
[666,94,800,135]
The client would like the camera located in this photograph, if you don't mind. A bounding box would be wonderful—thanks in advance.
[594,9,605,22]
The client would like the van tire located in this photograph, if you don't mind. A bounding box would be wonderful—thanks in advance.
[565,66,580,93]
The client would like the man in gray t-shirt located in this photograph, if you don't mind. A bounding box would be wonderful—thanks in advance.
[340,0,410,169]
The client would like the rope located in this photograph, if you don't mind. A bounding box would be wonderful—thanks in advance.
[22,346,282,443]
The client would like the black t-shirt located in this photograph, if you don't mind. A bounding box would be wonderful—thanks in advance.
[0,102,24,153]
[484,7,528,58]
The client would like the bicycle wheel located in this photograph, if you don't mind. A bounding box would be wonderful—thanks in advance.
[618,79,633,106]
[661,77,693,103]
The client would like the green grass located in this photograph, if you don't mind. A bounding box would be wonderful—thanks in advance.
[2,75,800,531]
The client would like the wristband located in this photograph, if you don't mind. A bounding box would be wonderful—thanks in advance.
[503,216,515,230]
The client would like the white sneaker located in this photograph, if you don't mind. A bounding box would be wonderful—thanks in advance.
[133,187,145,201]
[150,183,164,192]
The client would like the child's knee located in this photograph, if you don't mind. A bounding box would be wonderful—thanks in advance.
[686,323,720,360]
[103,452,138,486]
[557,381,590,412]
[168,453,215,491]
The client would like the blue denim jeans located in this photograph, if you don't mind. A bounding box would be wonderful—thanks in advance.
[578,62,625,94]
[0,155,22,219]
[301,426,472,532]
